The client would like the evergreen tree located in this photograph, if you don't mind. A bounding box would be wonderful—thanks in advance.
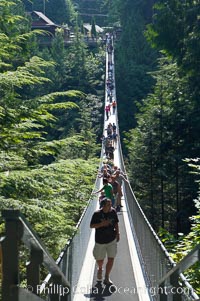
[125,57,198,233]
[0,0,102,265]
[102,0,121,24]
[161,159,200,294]
[146,0,200,100]
[50,28,66,89]
[23,0,71,24]
[74,0,108,25]
[65,0,77,25]
[0,0,83,165]
[91,17,97,39]
[114,0,157,137]
[64,25,90,91]
[45,0,68,24]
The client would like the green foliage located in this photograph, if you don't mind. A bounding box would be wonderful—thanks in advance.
[0,56,52,88]
[125,57,199,233]
[115,0,157,136]
[160,159,200,294]
[103,0,121,24]
[63,36,105,93]
[0,158,98,257]
[0,75,81,156]
[74,0,108,26]
[25,0,74,25]
[0,151,28,171]
[0,0,104,275]
[146,0,200,100]
[158,227,180,250]
[65,0,77,25]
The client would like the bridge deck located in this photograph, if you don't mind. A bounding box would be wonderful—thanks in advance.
[72,112,150,301]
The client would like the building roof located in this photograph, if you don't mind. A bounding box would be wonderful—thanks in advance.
[83,23,104,33]
[32,11,58,26]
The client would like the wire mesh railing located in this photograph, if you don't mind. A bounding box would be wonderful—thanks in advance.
[117,123,199,301]
[41,171,102,301]
[60,185,100,300]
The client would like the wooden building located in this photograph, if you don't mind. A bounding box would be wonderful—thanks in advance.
[30,11,70,42]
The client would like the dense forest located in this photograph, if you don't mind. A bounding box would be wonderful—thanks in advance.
[114,0,200,232]
[0,0,105,259]
[0,0,199,293]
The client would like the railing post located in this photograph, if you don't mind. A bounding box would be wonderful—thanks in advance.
[1,211,23,301]
[60,288,70,301]
[27,248,43,295]
[49,275,62,301]
[159,281,168,301]
[59,254,71,301]
[170,271,181,301]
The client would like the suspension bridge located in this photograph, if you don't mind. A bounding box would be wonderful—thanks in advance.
[1,36,200,301]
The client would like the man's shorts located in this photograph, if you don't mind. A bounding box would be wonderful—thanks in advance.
[93,239,117,260]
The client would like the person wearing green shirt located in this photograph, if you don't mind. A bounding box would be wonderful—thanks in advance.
[93,178,115,206]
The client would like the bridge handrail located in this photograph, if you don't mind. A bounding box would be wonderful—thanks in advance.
[40,44,108,301]
[158,244,200,298]
[1,209,70,301]
[116,129,199,300]
[41,171,103,300]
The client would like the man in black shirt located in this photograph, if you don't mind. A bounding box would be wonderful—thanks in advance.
[90,198,120,285]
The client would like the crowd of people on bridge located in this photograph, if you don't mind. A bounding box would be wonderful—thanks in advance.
[95,163,128,210]
[105,35,116,121]
[103,37,119,161]
[101,122,118,160]
[90,34,128,287]
[95,34,128,212]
